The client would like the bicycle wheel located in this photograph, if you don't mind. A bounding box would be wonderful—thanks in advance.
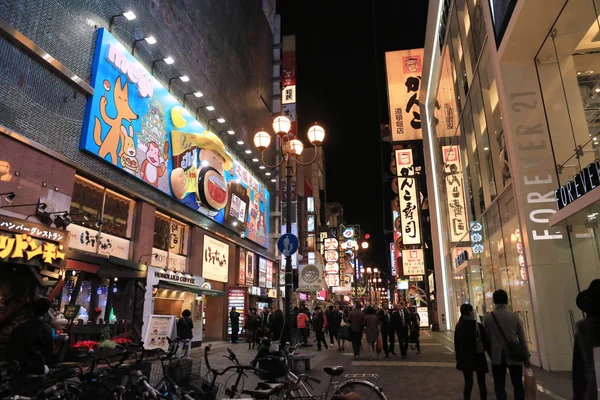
[335,380,387,400]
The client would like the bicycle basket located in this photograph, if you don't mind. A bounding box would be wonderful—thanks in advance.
[188,375,222,400]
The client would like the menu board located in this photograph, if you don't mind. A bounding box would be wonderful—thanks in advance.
[227,289,246,336]
[417,307,429,328]
[258,257,267,288]
[143,315,176,351]
[266,260,274,289]
[239,248,246,285]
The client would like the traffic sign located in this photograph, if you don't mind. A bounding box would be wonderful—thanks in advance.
[278,233,299,257]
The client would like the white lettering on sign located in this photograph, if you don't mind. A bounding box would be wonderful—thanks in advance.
[510,91,563,242]
[106,44,154,98]
[154,271,196,284]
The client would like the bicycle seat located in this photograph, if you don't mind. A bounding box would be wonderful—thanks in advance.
[256,381,284,391]
[241,388,277,399]
[324,366,344,376]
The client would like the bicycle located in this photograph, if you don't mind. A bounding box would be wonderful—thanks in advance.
[258,342,387,400]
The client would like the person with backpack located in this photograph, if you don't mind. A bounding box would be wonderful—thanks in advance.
[483,290,529,400]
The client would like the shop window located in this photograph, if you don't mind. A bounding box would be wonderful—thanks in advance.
[152,212,189,272]
[449,9,470,107]
[461,100,487,218]
[535,0,600,186]
[69,176,134,239]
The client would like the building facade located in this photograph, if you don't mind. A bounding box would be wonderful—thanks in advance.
[422,0,599,371]
[0,0,279,349]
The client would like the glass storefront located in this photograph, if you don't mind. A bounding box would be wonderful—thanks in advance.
[428,0,538,349]
[535,0,600,294]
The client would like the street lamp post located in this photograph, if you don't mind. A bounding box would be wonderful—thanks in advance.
[254,116,325,345]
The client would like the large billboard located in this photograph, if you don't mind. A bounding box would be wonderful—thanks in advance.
[395,149,421,245]
[80,28,270,247]
[385,49,424,142]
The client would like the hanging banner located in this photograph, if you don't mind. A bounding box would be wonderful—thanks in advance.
[266,260,274,289]
[442,145,468,242]
[396,149,421,245]
[238,248,246,285]
[385,48,424,142]
[402,249,425,275]
[298,263,324,291]
[390,243,397,276]
[435,49,458,137]
[246,251,255,286]
[202,235,229,283]
[258,257,267,288]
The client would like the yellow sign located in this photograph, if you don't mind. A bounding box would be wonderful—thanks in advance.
[0,233,65,264]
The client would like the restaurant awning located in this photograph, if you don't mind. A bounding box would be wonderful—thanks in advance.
[157,280,226,297]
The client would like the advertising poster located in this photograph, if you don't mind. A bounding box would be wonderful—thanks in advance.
[417,307,429,328]
[402,249,425,275]
[390,243,397,276]
[246,251,255,286]
[266,260,273,289]
[396,149,421,245]
[202,235,229,283]
[442,145,468,242]
[80,28,270,248]
[238,248,246,285]
[143,315,176,351]
[385,48,424,142]
[258,257,267,288]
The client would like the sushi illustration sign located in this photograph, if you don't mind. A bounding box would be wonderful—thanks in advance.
[80,29,270,247]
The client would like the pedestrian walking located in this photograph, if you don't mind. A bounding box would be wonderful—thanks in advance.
[260,307,270,337]
[387,308,397,355]
[348,302,365,360]
[339,306,349,352]
[176,309,194,341]
[484,290,530,400]
[326,305,342,349]
[291,306,300,344]
[377,308,391,357]
[312,306,328,351]
[572,279,600,400]
[364,306,379,359]
[455,304,490,400]
[391,301,410,359]
[297,308,310,346]
[229,307,240,343]
[244,307,260,349]
[408,306,421,354]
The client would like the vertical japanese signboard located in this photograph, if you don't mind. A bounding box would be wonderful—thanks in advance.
[246,251,255,286]
[385,49,424,142]
[258,257,267,288]
[266,260,274,289]
[238,248,246,285]
[442,145,468,242]
[282,35,297,139]
[390,243,397,276]
[396,149,421,245]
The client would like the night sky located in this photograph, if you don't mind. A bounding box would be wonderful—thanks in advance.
[279,1,429,273]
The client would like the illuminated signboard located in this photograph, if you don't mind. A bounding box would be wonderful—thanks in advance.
[395,149,421,244]
[81,28,270,247]
[402,249,425,275]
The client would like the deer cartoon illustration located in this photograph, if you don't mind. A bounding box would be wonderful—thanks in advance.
[93,76,138,165]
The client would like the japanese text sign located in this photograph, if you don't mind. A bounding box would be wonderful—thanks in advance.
[442,145,468,242]
[385,49,424,142]
[0,215,69,268]
[396,149,421,245]
[402,249,425,276]
[202,235,229,283]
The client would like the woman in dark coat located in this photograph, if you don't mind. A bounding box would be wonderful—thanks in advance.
[455,304,490,400]
[270,309,285,341]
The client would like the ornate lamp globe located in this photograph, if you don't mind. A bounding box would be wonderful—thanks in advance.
[253,131,271,151]
[307,124,325,145]
[289,139,304,155]
[273,116,291,137]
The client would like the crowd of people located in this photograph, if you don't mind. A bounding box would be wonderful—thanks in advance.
[230,301,423,360]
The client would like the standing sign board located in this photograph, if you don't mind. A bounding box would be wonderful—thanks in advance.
[143,315,176,351]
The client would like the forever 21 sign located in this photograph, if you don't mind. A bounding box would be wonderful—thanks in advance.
[554,159,600,210]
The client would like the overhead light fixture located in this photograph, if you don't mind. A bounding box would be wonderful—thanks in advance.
[163,56,175,64]
[265,172,272,176]
[205,105,215,111]
[95,220,103,228]
[193,91,203,97]
[227,130,235,135]
[123,11,136,20]
[245,149,252,154]
[252,158,259,162]
[179,75,190,82]
[237,140,244,145]
[484,147,489,151]
[83,211,91,221]
[232,221,238,227]
[259,166,266,170]
[271,179,276,182]
[2,192,16,202]
[144,36,157,44]
[37,203,48,213]
[217,118,225,123]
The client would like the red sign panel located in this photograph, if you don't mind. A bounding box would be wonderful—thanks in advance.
[282,51,296,86]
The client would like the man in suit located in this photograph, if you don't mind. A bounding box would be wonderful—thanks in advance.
[483,290,529,400]
[391,301,410,358]
[378,308,392,358]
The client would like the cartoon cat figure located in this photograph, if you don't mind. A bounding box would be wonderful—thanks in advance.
[120,125,139,174]
[94,76,138,165]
